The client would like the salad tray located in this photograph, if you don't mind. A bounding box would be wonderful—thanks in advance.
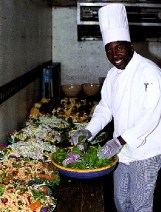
[51,144,118,179]
[52,159,118,179]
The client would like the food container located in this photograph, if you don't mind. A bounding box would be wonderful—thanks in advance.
[82,83,101,96]
[61,84,82,97]
[52,159,118,179]
[51,145,118,179]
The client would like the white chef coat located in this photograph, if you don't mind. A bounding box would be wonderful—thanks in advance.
[86,52,161,164]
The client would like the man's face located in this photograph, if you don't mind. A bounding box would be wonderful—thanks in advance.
[105,41,134,70]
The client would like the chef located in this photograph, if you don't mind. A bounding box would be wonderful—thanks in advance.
[70,3,161,212]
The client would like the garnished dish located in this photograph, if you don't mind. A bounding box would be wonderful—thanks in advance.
[9,115,70,144]
[0,183,57,212]
[0,157,60,187]
[0,156,60,211]
[52,97,98,123]
[51,143,118,179]
[1,140,56,161]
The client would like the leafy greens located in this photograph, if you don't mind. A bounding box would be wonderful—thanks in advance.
[52,143,115,169]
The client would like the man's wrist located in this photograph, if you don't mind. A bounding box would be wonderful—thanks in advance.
[117,136,126,145]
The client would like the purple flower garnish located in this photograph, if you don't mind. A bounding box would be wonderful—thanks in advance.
[62,154,81,166]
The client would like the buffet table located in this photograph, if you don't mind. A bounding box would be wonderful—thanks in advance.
[53,172,117,212]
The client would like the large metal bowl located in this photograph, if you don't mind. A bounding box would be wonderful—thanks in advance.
[52,155,118,179]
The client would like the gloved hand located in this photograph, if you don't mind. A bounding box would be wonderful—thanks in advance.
[69,129,92,146]
[97,138,122,159]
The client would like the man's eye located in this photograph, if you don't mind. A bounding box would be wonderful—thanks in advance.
[117,46,123,51]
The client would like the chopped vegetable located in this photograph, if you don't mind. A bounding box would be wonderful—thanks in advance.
[38,174,57,181]
[0,184,6,196]
[40,186,52,196]
[40,205,53,212]
[29,201,41,211]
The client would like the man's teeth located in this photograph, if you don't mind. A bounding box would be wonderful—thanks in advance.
[115,59,123,64]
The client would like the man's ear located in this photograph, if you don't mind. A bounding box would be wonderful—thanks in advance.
[131,44,134,52]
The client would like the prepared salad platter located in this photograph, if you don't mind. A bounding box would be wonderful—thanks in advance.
[9,114,70,145]
[0,155,60,212]
[0,157,60,186]
[1,140,56,161]
[0,183,57,212]
[51,142,118,179]
[52,97,98,123]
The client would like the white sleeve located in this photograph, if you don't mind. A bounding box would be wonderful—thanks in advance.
[85,77,113,138]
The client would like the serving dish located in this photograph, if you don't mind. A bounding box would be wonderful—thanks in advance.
[82,83,101,96]
[51,145,118,179]
[52,158,118,179]
[61,84,82,97]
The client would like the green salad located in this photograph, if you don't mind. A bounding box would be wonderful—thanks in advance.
[52,143,116,170]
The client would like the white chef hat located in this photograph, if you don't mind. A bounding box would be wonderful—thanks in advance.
[98,3,131,46]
